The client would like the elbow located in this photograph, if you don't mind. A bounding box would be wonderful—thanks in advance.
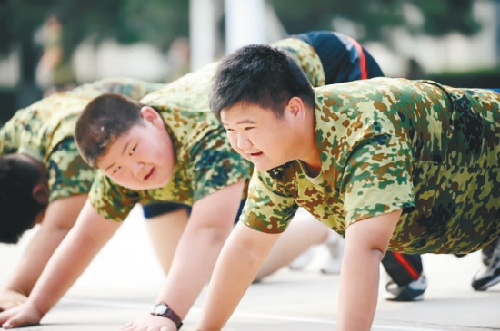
[372,247,386,262]
[198,223,233,247]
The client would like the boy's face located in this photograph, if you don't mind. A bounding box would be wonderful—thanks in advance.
[221,100,304,171]
[97,106,175,190]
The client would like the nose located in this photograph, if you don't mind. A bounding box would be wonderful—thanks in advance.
[236,132,252,151]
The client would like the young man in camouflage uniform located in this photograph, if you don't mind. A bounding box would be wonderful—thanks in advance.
[196,44,500,331]
[0,78,164,311]
[0,36,331,330]
[259,32,428,303]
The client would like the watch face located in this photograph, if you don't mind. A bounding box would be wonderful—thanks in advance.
[153,304,167,315]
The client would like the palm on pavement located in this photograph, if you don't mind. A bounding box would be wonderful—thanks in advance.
[0,303,43,329]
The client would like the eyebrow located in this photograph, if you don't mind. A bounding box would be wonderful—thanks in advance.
[222,119,256,126]
[122,140,131,155]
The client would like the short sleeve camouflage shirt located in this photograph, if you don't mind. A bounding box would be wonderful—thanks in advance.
[242,78,500,254]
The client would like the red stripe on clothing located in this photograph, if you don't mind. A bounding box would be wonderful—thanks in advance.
[393,252,419,280]
[347,37,368,80]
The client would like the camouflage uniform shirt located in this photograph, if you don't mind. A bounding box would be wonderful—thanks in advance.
[0,78,164,202]
[242,78,500,254]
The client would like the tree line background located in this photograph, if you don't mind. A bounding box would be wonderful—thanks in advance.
[0,0,498,121]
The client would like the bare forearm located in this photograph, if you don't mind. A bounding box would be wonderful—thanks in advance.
[26,228,108,316]
[4,227,69,295]
[197,226,276,330]
[337,210,401,331]
[337,248,383,331]
[155,227,229,318]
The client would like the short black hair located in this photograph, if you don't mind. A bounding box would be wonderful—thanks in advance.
[0,154,47,244]
[210,44,315,120]
[75,93,145,167]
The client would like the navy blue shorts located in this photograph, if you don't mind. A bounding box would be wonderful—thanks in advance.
[143,200,246,224]
[291,31,385,84]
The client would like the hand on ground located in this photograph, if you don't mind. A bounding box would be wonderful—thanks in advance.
[121,314,177,331]
[0,302,43,329]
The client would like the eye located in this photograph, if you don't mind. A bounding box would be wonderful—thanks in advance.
[129,145,137,156]
[112,166,122,175]
[225,127,235,132]
[244,127,255,131]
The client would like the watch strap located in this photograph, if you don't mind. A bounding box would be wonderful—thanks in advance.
[151,303,183,330]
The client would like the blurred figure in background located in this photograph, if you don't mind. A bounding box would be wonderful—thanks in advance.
[405,57,425,80]
[36,15,76,96]
[164,37,190,82]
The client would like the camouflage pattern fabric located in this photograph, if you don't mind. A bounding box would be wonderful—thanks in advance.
[88,38,323,222]
[273,38,326,88]
[242,78,500,254]
[0,78,164,202]
[47,138,95,201]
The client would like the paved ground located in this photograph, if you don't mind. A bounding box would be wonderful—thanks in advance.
[1,206,499,330]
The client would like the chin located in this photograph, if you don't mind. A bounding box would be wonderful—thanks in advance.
[254,162,277,172]
[143,178,170,190]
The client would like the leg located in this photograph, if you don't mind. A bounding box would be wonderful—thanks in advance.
[320,230,345,274]
[255,208,329,280]
[142,202,190,275]
[382,252,426,301]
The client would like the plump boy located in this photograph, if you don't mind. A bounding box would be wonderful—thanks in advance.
[0,78,163,310]
[196,44,500,331]
[0,69,251,330]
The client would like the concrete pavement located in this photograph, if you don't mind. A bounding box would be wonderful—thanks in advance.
[1,206,499,330]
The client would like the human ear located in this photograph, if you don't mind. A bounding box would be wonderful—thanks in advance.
[32,183,49,205]
[139,106,159,123]
[286,97,306,118]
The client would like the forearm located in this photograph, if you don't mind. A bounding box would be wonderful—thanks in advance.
[4,226,69,296]
[337,245,383,331]
[337,210,402,331]
[197,225,276,330]
[26,226,110,316]
[155,226,230,319]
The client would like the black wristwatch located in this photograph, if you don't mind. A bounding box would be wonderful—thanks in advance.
[151,302,183,330]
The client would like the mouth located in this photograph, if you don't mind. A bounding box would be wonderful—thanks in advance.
[144,167,155,181]
[249,151,263,157]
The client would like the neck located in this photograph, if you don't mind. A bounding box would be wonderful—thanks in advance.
[297,106,321,171]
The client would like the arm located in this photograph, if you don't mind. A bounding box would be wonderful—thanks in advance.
[155,180,246,317]
[337,209,401,331]
[0,200,120,328]
[122,180,248,330]
[196,222,281,331]
[0,195,87,310]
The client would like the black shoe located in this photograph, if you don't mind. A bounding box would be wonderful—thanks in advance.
[385,273,426,301]
[471,239,500,291]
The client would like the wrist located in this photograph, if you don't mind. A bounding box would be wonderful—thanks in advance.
[151,302,183,330]
[25,297,48,318]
